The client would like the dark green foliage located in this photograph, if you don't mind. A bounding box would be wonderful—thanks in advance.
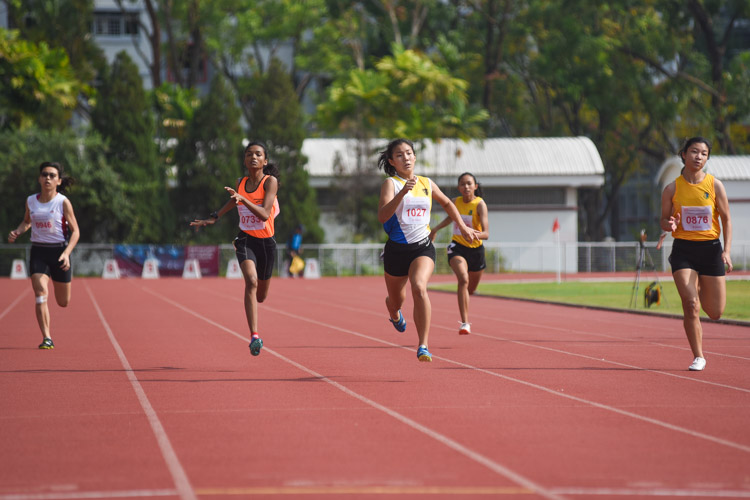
[0,127,130,243]
[249,59,323,243]
[173,75,245,244]
[91,51,171,243]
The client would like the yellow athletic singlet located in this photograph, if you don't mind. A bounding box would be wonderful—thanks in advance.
[671,173,721,241]
[451,196,483,248]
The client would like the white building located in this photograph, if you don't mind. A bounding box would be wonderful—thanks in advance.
[302,137,605,271]
[91,1,155,89]
[657,155,750,243]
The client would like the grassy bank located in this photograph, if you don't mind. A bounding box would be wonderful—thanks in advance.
[430,279,750,322]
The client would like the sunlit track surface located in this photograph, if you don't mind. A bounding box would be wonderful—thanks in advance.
[1,276,748,500]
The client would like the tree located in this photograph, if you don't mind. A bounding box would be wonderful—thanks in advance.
[621,0,750,153]
[5,0,105,85]
[249,59,323,244]
[173,74,245,243]
[0,28,84,130]
[0,127,130,243]
[91,51,170,242]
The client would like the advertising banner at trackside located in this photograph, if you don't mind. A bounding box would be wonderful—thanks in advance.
[114,245,219,277]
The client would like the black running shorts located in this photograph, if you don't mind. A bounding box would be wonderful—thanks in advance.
[30,243,72,283]
[669,238,725,276]
[447,241,486,272]
[383,237,436,277]
[234,232,276,280]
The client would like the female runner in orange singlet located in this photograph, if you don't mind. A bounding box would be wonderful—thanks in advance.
[191,142,279,357]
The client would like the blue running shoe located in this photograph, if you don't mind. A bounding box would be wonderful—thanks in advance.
[417,346,432,362]
[389,310,407,332]
[249,337,263,356]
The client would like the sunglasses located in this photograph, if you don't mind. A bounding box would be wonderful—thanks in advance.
[40,172,58,179]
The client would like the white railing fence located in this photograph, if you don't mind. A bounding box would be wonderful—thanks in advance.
[1,241,748,277]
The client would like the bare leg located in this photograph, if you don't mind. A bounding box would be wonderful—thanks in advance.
[697,275,726,321]
[408,256,435,347]
[31,274,51,340]
[384,273,408,322]
[673,269,703,358]
[52,280,71,307]
[450,257,470,323]
[240,260,259,333]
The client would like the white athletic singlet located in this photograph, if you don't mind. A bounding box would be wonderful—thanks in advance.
[27,193,68,244]
[382,175,433,244]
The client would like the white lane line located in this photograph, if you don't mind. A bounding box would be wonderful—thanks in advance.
[0,489,177,500]
[142,287,566,500]
[279,292,750,393]
[462,328,750,394]
[179,286,750,454]
[549,486,750,497]
[0,288,30,321]
[4,485,750,499]
[85,284,197,500]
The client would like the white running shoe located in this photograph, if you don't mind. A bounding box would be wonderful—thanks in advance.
[458,322,471,335]
[688,357,706,371]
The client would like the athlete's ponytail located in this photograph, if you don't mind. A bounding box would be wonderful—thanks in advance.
[39,161,75,195]
[378,138,415,177]
[245,141,280,181]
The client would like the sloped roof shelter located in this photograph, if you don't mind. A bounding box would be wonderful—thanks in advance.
[302,137,605,188]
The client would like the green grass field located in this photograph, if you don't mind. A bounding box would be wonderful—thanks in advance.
[430,279,750,322]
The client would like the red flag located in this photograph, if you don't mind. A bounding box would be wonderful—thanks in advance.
[552,218,560,232]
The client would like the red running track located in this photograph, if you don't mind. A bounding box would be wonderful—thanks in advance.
[1,276,749,500]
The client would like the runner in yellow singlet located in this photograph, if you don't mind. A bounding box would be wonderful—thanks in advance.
[660,137,732,372]
[430,173,489,335]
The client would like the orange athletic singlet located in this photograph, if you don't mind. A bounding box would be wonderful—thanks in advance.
[237,175,276,239]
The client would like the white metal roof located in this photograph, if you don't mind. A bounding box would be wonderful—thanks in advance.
[657,155,750,186]
[302,137,605,186]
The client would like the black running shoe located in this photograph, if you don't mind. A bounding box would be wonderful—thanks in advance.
[38,338,54,349]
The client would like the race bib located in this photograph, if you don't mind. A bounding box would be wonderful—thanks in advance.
[33,217,55,234]
[453,214,474,236]
[681,206,712,232]
[238,205,266,231]
[401,196,430,225]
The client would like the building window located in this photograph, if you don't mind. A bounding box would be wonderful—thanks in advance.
[93,12,139,36]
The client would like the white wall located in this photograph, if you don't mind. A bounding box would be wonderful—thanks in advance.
[93,0,153,89]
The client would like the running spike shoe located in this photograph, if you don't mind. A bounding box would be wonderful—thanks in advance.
[249,337,263,357]
[389,310,407,332]
[417,346,432,362]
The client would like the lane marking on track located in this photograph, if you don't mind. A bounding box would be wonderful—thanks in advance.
[159,285,750,455]
[296,285,750,362]
[4,484,750,499]
[548,486,750,497]
[450,326,750,395]
[469,310,750,363]
[275,291,750,393]
[195,486,533,495]
[85,284,197,500]
[0,288,30,321]
[142,287,566,500]
[0,489,177,499]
